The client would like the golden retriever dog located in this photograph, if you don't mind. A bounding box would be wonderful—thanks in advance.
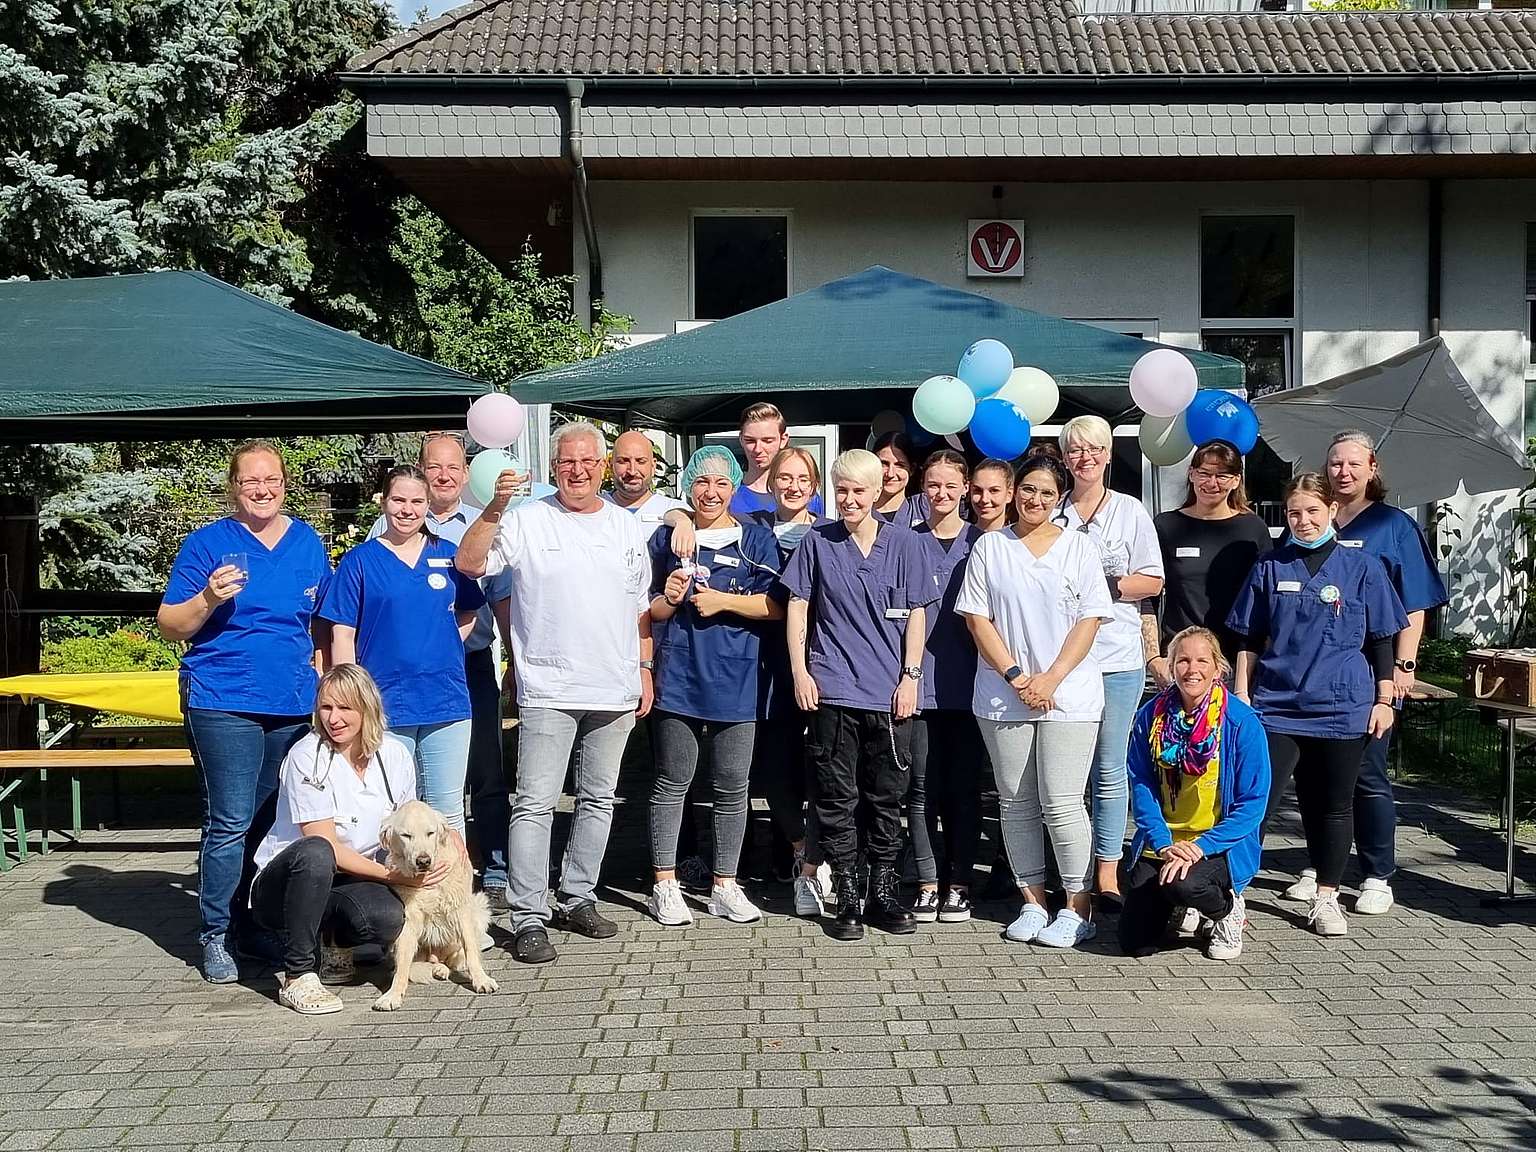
[374,800,498,1011]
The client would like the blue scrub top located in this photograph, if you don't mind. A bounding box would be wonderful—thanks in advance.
[874,492,931,530]
[165,517,330,716]
[1227,542,1408,738]
[730,485,826,519]
[649,525,782,723]
[913,523,982,712]
[318,536,485,727]
[749,511,833,717]
[779,520,940,712]
[1337,501,1449,615]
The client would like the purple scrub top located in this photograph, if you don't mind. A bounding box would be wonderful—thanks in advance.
[779,519,940,712]
[912,523,983,712]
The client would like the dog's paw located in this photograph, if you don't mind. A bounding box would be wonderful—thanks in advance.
[431,962,451,981]
[471,974,499,994]
[372,991,404,1012]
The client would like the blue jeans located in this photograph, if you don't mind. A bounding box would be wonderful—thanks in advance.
[1353,730,1395,881]
[185,708,307,944]
[1091,670,1144,864]
[464,649,509,889]
[508,707,635,934]
[392,719,473,835]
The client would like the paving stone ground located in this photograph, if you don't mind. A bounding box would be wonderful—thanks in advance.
[2,779,1536,1151]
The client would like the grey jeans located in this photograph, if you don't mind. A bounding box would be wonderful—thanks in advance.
[649,711,755,877]
[508,706,636,933]
[979,718,1099,896]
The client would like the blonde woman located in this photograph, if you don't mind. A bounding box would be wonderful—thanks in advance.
[1057,415,1165,904]
[249,665,456,1015]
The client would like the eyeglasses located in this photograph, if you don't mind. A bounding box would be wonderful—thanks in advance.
[236,477,285,491]
[554,458,603,473]
[1064,445,1107,460]
[1192,470,1238,484]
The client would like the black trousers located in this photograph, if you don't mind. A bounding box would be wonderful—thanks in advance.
[1118,853,1233,957]
[249,837,405,976]
[464,647,510,887]
[807,704,909,873]
[752,709,821,863]
[909,709,983,889]
[1262,730,1370,889]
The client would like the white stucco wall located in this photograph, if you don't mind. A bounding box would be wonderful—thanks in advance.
[577,176,1535,640]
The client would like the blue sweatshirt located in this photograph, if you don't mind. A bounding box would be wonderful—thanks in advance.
[1126,692,1272,893]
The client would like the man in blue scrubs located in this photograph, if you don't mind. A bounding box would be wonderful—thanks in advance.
[368,433,513,909]
[729,401,826,518]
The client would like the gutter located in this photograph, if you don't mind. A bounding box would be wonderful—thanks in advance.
[567,78,603,328]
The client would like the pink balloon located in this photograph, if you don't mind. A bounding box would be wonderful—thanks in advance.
[944,433,965,451]
[1129,349,1198,419]
[466,393,526,450]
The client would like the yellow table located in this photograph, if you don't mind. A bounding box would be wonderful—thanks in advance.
[0,671,182,724]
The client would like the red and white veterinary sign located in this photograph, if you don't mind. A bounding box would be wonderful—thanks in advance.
[966,220,1026,278]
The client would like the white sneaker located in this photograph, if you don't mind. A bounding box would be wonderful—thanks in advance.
[317,945,356,986]
[1308,891,1348,937]
[1355,878,1395,915]
[1284,869,1319,902]
[1206,894,1245,961]
[648,879,693,926]
[816,861,833,899]
[278,971,344,1015]
[1174,906,1203,936]
[793,874,825,918]
[708,880,763,923]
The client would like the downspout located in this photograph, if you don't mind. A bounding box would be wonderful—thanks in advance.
[1427,178,1443,340]
[567,79,603,327]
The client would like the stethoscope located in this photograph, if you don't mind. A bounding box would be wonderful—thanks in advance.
[1051,487,1110,533]
[300,741,392,805]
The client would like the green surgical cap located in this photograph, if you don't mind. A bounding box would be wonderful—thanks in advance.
[680,445,743,497]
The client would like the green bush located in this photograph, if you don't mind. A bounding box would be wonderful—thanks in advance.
[41,629,181,675]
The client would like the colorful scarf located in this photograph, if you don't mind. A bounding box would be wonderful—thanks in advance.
[1148,681,1226,798]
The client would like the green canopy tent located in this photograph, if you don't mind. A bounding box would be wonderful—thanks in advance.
[510,266,1244,429]
[0,271,486,442]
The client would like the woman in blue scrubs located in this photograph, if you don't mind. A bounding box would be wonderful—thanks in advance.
[1279,430,1448,916]
[646,447,784,928]
[871,431,928,526]
[320,465,484,836]
[782,449,938,941]
[158,440,330,983]
[1228,472,1407,938]
[907,449,986,924]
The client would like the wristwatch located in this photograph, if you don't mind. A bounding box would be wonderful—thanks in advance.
[1003,664,1024,682]
[639,659,655,671]
[902,665,924,681]
[1395,658,1417,673]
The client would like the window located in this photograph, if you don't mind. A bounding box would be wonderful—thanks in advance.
[1200,213,1296,398]
[691,212,789,321]
[1525,224,1536,443]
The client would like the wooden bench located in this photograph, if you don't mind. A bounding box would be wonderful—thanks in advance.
[0,747,193,871]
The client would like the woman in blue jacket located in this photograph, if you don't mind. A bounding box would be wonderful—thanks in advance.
[647,446,785,928]
[1122,627,1271,960]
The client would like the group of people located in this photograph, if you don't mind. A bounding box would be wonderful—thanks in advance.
[161,399,1444,1014]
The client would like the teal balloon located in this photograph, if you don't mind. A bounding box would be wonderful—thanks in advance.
[531,481,557,499]
[956,339,1014,398]
[968,398,1033,461]
[1184,391,1260,455]
[912,374,976,435]
[469,449,524,508]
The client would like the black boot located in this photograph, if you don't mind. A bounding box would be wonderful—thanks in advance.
[825,867,865,941]
[865,865,917,934]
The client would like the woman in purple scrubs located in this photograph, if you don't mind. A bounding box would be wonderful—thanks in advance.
[782,449,938,941]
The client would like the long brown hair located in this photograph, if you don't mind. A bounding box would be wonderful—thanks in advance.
[1181,441,1252,514]
[767,445,821,494]
[1284,471,1335,506]
[379,464,437,540]
[921,448,969,483]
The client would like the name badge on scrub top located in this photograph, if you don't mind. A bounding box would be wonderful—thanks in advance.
[1277,580,1303,593]
[427,557,453,568]
[1339,539,1364,548]
[714,555,740,568]
[1176,547,1200,558]
[885,607,911,620]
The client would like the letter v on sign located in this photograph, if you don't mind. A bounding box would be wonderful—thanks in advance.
[966,220,1026,278]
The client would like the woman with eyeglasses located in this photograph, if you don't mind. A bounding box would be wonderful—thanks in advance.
[320,465,485,839]
[1056,416,1165,906]
[1150,441,1274,683]
[158,440,331,984]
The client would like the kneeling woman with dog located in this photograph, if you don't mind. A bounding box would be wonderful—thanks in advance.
[250,664,455,1014]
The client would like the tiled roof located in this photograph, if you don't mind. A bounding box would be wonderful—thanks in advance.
[346,0,1536,79]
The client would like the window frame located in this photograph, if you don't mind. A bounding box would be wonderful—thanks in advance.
[688,208,794,322]
[1198,209,1300,392]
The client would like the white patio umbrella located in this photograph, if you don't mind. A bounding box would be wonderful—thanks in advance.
[1252,337,1531,506]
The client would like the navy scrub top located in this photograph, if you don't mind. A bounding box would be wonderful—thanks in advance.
[1337,501,1449,615]
[164,516,329,716]
[913,523,983,712]
[318,536,485,727]
[648,524,783,723]
[1227,541,1408,738]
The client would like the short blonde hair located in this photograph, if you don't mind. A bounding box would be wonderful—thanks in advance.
[740,402,787,434]
[1058,414,1113,453]
[1164,626,1232,682]
[314,664,388,760]
[829,448,882,492]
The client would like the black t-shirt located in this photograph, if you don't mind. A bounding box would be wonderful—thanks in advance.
[1154,509,1274,656]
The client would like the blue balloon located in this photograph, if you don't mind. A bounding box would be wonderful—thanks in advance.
[1183,391,1260,455]
[968,398,1033,461]
[956,339,1014,399]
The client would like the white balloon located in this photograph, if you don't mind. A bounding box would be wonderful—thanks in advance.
[995,367,1059,425]
[1138,412,1195,468]
[1129,349,1199,419]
